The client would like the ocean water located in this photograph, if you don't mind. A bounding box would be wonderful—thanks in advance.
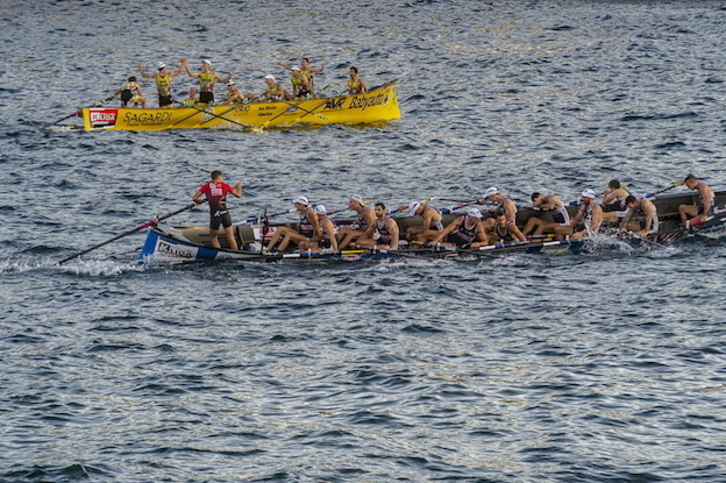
[1,0,726,481]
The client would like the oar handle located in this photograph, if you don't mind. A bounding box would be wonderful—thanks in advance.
[644,182,683,198]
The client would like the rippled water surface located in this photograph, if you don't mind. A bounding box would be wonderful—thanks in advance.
[2,1,726,481]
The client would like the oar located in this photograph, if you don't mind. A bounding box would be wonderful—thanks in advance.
[325,200,371,216]
[391,197,440,216]
[251,84,334,133]
[626,233,673,251]
[240,200,370,226]
[272,249,366,260]
[356,245,440,260]
[171,101,251,130]
[241,208,296,224]
[429,243,499,258]
[644,181,683,199]
[440,202,474,215]
[438,198,481,204]
[279,98,329,121]
[568,184,632,206]
[57,201,205,265]
[284,86,344,126]
[41,97,114,129]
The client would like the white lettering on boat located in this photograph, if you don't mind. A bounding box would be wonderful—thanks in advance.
[89,109,118,127]
[156,239,195,259]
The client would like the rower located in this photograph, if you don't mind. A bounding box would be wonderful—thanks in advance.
[138,59,187,108]
[337,194,375,249]
[521,192,572,240]
[347,66,368,95]
[619,195,659,237]
[289,66,312,100]
[183,58,232,106]
[484,208,526,244]
[402,201,444,244]
[183,87,199,107]
[431,208,489,249]
[278,58,325,96]
[679,174,715,228]
[601,179,632,224]
[265,196,321,253]
[259,74,287,102]
[479,186,518,223]
[220,80,249,106]
[306,205,338,252]
[571,189,603,238]
[110,76,147,108]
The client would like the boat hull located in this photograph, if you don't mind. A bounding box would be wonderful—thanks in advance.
[139,190,726,264]
[80,81,400,131]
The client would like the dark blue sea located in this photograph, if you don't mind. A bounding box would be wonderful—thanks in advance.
[2,1,726,481]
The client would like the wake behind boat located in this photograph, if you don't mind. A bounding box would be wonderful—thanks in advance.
[57,81,399,131]
[139,190,726,264]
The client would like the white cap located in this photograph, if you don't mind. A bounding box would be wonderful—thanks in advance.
[350,194,364,205]
[483,187,499,199]
[581,189,596,199]
[201,59,211,66]
[157,62,166,70]
[265,74,275,81]
[315,204,327,215]
[467,208,483,219]
[291,65,301,71]
[408,201,421,216]
[227,80,235,86]
[292,196,308,206]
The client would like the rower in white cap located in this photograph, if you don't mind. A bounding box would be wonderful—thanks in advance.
[182,58,233,106]
[430,208,489,249]
[479,186,518,224]
[260,74,287,102]
[338,194,375,250]
[137,59,187,107]
[399,200,444,244]
[265,196,321,253]
[571,189,603,238]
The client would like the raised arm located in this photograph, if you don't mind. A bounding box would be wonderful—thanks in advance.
[137,63,154,79]
[184,59,199,77]
[169,59,187,77]
[217,71,233,84]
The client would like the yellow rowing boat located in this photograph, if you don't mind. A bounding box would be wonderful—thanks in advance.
[79,81,400,131]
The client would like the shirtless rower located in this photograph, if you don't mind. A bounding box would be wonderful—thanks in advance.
[402,201,444,244]
[305,205,338,252]
[619,195,659,237]
[679,174,715,228]
[479,186,518,223]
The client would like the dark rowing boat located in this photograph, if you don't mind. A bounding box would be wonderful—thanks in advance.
[139,190,726,263]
